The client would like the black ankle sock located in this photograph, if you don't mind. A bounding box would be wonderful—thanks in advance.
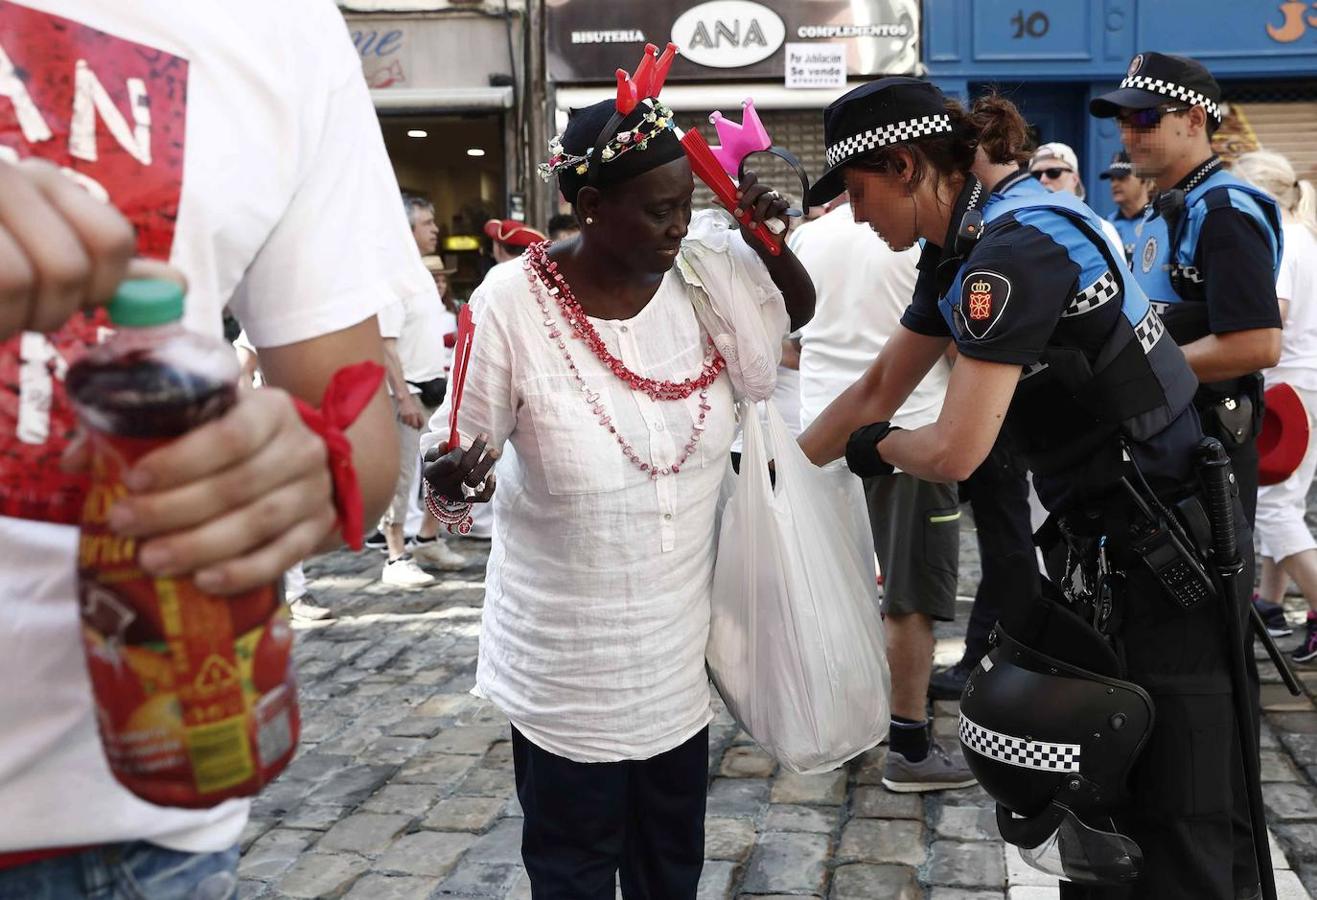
[412,536,436,545]
[890,715,930,762]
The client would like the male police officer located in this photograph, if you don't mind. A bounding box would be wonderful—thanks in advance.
[1091,51,1283,899]
[1100,150,1151,264]
[1091,52,1283,525]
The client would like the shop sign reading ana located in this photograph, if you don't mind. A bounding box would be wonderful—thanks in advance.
[672,1,785,68]
[547,0,918,82]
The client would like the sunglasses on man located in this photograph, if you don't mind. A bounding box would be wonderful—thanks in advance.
[1031,167,1072,180]
[1115,105,1191,129]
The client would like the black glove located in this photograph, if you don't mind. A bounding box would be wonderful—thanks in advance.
[845,422,901,478]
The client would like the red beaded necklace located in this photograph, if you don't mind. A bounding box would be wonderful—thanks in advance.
[525,242,725,401]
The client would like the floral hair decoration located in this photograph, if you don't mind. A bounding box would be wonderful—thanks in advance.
[538,42,679,184]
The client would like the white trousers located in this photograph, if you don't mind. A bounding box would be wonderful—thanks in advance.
[1255,384,1317,563]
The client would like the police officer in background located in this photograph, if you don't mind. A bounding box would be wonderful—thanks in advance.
[1100,150,1152,264]
[1091,52,1283,525]
[800,77,1261,899]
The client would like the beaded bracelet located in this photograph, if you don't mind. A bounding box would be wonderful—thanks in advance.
[424,486,473,536]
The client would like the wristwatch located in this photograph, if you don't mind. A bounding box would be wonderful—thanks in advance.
[845,422,901,478]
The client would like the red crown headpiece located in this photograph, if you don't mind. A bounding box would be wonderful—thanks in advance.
[613,42,678,116]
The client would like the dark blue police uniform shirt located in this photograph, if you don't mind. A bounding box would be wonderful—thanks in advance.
[901,176,1200,512]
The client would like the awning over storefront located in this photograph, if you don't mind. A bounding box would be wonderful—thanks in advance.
[554,83,856,115]
[371,87,514,113]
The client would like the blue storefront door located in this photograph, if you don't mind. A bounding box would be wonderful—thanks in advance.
[974,80,1086,157]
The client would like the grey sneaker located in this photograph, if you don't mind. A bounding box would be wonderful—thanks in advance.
[289,594,334,622]
[881,740,978,793]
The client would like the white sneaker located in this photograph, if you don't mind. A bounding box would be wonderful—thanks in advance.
[381,555,437,588]
[407,538,468,571]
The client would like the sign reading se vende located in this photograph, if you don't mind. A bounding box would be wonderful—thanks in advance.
[547,0,919,82]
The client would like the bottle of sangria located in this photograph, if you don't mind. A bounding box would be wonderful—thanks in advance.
[68,279,299,809]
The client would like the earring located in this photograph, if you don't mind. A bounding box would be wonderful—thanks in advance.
[585,217,594,225]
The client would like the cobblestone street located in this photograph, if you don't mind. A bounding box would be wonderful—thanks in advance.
[238,525,1317,900]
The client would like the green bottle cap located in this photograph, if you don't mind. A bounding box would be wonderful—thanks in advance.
[108,279,185,327]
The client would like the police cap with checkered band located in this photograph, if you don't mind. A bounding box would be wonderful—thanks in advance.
[807,76,952,207]
[1090,51,1223,127]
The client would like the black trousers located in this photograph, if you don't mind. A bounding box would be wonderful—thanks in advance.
[959,436,1039,665]
[511,725,708,900]
[1048,500,1259,900]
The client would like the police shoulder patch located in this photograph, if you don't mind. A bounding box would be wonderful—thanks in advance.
[959,270,1011,340]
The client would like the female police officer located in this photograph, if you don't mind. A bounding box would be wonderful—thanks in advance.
[799,78,1258,899]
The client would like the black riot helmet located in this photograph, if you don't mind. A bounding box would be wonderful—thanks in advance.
[959,627,1155,885]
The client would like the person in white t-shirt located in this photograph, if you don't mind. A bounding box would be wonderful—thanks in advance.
[0,2,493,895]
[375,193,467,586]
[1030,142,1125,252]
[420,93,815,896]
[1233,151,1317,661]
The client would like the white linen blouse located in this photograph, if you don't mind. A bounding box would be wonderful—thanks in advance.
[423,212,787,762]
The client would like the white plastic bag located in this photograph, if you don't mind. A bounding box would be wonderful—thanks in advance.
[707,400,891,774]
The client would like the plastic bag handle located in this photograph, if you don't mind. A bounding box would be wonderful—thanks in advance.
[737,398,774,497]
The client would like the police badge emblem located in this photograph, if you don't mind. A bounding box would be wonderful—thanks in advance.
[1141,236,1158,273]
[960,271,1011,340]
[968,280,993,320]
[1128,54,1144,77]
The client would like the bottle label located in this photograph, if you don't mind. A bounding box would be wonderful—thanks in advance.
[78,431,297,807]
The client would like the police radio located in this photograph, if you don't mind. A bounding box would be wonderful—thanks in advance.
[1153,188,1186,236]
[935,180,988,296]
[1119,475,1216,610]
[955,208,984,256]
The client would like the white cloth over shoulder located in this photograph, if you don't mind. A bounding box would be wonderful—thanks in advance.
[675,210,788,402]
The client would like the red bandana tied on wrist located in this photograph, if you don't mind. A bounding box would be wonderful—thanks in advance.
[291,361,385,551]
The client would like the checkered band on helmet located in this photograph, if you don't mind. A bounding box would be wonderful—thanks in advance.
[959,713,1082,773]
[1119,75,1222,122]
[824,114,954,168]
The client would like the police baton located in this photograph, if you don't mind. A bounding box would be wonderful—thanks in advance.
[1198,437,1276,900]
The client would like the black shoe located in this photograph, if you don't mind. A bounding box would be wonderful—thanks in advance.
[1293,617,1317,664]
[928,659,975,701]
[363,530,388,551]
[1253,596,1292,638]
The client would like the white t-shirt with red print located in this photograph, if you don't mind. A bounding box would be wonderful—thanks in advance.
[0,0,431,854]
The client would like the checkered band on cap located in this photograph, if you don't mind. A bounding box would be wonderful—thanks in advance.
[1119,74,1222,121]
[959,713,1081,773]
[825,114,953,168]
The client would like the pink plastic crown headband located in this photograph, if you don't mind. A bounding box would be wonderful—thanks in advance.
[707,99,812,216]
